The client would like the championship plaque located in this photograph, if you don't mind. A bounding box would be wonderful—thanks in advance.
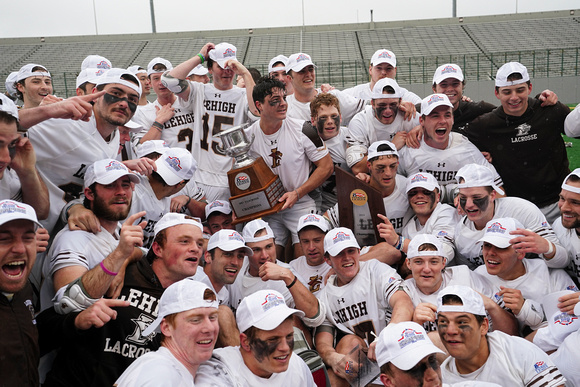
[216,124,285,224]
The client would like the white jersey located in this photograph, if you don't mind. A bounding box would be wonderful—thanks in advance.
[194,346,314,387]
[552,217,580,279]
[288,256,332,296]
[346,105,419,149]
[131,176,171,248]
[179,81,252,189]
[114,346,193,387]
[405,265,502,332]
[398,133,503,203]
[326,174,412,246]
[27,115,120,231]
[342,82,422,104]
[40,225,119,311]
[475,259,578,328]
[454,197,566,269]
[245,117,328,203]
[550,329,580,387]
[403,202,460,262]
[285,89,365,126]
[316,260,406,343]
[441,330,566,387]
[564,104,580,138]
[0,168,23,201]
[132,97,196,149]
[191,268,230,307]
[322,127,350,212]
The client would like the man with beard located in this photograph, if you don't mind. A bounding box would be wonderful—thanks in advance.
[39,159,144,312]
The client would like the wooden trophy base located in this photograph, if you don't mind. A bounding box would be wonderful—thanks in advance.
[228,157,286,225]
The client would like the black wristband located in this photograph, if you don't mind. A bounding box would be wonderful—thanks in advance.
[286,275,298,289]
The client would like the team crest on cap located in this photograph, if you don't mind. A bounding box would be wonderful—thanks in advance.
[165,156,182,172]
[411,174,428,183]
[296,54,310,62]
[223,48,236,58]
[378,51,392,59]
[554,312,578,326]
[0,201,27,215]
[441,65,458,74]
[228,231,244,243]
[486,222,506,234]
[534,361,548,373]
[303,214,320,223]
[261,293,285,311]
[105,160,126,172]
[333,231,351,243]
[96,69,106,76]
[397,328,425,349]
[209,201,224,209]
[427,95,444,105]
[96,61,111,69]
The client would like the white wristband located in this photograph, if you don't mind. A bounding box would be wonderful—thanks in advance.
[544,241,554,256]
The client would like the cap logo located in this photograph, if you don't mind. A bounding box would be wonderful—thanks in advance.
[411,174,428,184]
[296,54,310,62]
[441,65,457,74]
[0,201,27,215]
[104,160,126,172]
[228,231,244,243]
[96,69,106,76]
[378,51,392,59]
[165,156,182,172]
[96,61,111,69]
[553,312,578,326]
[209,201,224,209]
[303,214,319,223]
[486,222,506,234]
[534,361,548,374]
[427,95,444,105]
[333,231,351,244]
[261,293,285,311]
[397,328,425,349]
[223,48,236,58]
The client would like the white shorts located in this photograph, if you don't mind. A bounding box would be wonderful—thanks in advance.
[196,182,230,203]
[263,198,316,246]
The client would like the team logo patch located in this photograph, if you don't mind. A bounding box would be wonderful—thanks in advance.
[427,95,444,105]
[234,172,251,190]
[228,231,244,243]
[261,293,284,311]
[567,284,579,291]
[209,201,224,210]
[164,156,182,172]
[411,174,428,184]
[486,222,506,234]
[493,292,502,303]
[388,276,396,284]
[441,65,457,74]
[350,189,368,206]
[378,51,392,59]
[397,328,425,349]
[333,231,351,244]
[105,160,126,172]
[553,312,578,326]
[541,221,549,228]
[296,54,310,62]
[0,201,27,215]
[223,48,236,58]
[96,60,111,69]
[515,123,531,136]
[437,230,448,237]
[534,361,548,373]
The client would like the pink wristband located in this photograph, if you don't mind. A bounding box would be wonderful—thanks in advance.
[100,261,118,276]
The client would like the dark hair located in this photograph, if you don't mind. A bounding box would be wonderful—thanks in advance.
[146,229,167,262]
[15,65,50,100]
[297,225,326,239]
[247,68,262,83]
[0,110,18,127]
[252,76,286,105]
[494,72,531,92]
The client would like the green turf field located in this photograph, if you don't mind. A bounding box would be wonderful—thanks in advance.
[565,104,579,169]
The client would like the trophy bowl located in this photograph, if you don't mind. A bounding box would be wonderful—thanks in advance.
[215,124,255,169]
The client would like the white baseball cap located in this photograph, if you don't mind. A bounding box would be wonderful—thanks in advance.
[16,63,51,82]
[297,213,330,233]
[368,140,399,160]
[83,159,140,189]
[236,289,304,333]
[0,200,41,229]
[122,119,144,134]
[95,68,142,97]
[81,55,112,71]
[0,94,19,121]
[478,217,524,249]
[561,168,580,194]
[268,55,289,74]
[153,212,203,238]
[421,94,453,116]
[371,49,396,67]
[370,78,402,100]
[406,234,445,260]
[495,62,530,87]
[286,53,316,73]
[154,148,197,186]
[375,321,444,369]
[204,200,232,219]
[432,63,464,85]
[405,172,440,194]
[324,227,360,256]
[76,67,107,88]
[208,43,238,69]
[456,164,504,195]
[187,64,209,77]
[142,278,218,336]
[207,229,253,256]
[127,65,147,76]
[5,72,18,99]
[147,57,173,75]
[242,219,275,243]
[136,140,169,159]
[437,285,486,316]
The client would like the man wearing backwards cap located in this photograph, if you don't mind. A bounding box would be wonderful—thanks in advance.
[186,64,210,84]
[453,163,566,271]
[204,199,235,235]
[164,42,260,202]
[0,200,42,386]
[195,289,315,386]
[437,285,566,386]
[347,78,420,175]
[114,278,219,386]
[127,65,151,106]
[376,321,444,387]
[14,63,54,109]
[268,54,294,95]
[474,217,577,332]
[462,61,571,223]
[315,226,414,386]
[43,212,206,387]
[398,93,503,204]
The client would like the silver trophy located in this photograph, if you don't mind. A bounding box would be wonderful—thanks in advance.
[215,124,255,169]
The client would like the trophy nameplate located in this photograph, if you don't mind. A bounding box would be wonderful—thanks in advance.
[216,124,285,224]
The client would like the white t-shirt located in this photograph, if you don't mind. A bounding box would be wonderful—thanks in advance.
[0,168,23,201]
[130,176,172,248]
[550,329,580,387]
[316,259,406,344]
[552,217,580,280]
[564,104,580,138]
[191,268,230,307]
[285,89,365,126]
[115,346,193,387]
[342,82,422,104]
[402,202,460,262]
[321,127,350,212]
[194,346,314,387]
[288,256,332,297]
[441,330,566,387]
